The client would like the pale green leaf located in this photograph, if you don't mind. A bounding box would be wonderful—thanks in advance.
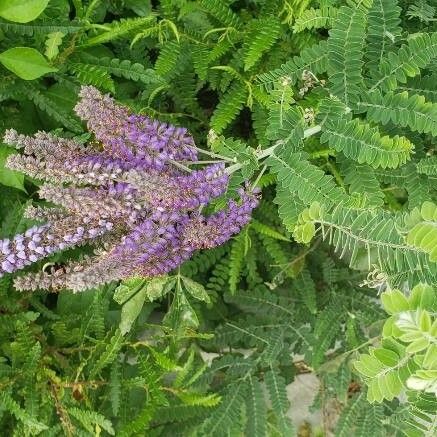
[0,0,49,23]
[372,348,400,367]
[0,47,57,80]
[381,290,410,314]
[0,145,25,191]
[44,31,65,60]
[182,276,210,303]
[119,288,148,335]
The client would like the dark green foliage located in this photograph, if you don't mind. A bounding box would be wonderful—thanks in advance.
[1,0,437,435]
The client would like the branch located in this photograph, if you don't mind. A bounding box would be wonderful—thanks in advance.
[225,124,321,174]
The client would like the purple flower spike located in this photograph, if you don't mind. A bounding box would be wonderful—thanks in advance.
[3,86,260,292]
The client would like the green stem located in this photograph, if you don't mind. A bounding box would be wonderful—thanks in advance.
[225,124,321,175]
[169,159,192,173]
[193,146,235,162]
[251,165,267,191]
[183,160,225,165]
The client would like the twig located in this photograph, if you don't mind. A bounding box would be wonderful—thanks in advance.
[225,125,322,174]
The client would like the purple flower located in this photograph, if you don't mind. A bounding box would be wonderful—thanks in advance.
[3,86,260,291]
[74,86,198,168]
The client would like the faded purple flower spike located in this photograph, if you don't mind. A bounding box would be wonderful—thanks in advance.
[74,86,198,168]
[3,86,259,292]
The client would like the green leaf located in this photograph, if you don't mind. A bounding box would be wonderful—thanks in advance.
[407,202,437,262]
[358,90,437,137]
[119,287,148,335]
[409,283,436,310]
[372,348,399,367]
[423,344,437,368]
[200,382,247,436]
[82,16,156,47]
[44,31,65,60]
[90,330,124,378]
[210,81,247,134]
[246,375,266,437]
[256,40,328,88]
[264,370,294,436]
[368,32,437,92]
[175,391,221,407]
[327,1,372,106]
[182,276,210,303]
[243,17,281,71]
[293,6,337,33]
[0,145,25,191]
[68,408,114,436]
[320,117,413,169]
[0,47,57,80]
[149,347,179,371]
[164,287,199,332]
[113,278,145,304]
[406,337,429,354]
[250,219,290,242]
[146,276,173,301]
[0,392,48,434]
[381,290,410,314]
[0,0,49,23]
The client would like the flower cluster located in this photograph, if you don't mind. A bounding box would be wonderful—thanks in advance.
[2,86,259,292]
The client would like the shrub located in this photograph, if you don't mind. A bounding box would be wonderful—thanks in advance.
[0,0,436,435]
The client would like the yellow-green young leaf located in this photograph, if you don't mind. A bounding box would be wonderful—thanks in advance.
[406,337,429,354]
[354,354,385,378]
[45,32,65,60]
[175,391,221,407]
[398,327,423,342]
[381,337,406,358]
[431,319,437,336]
[423,344,437,368]
[181,276,210,303]
[421,201,437,221]
[367,380,383,403]
[407,222,437,262]
[308,201,322,220]
[0,47,57,80]
[416,369,437,379]
[382,317,397,337]
[365,356,418,403]
[381,289,410,314]
[372,348,400,367]
[0,0,49,23]
[409,283,436,310]
[387,371,404,396]
[293,222,315,244]
[419,310,432,331]
[0,146,25,191]
[406,202,437,262]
